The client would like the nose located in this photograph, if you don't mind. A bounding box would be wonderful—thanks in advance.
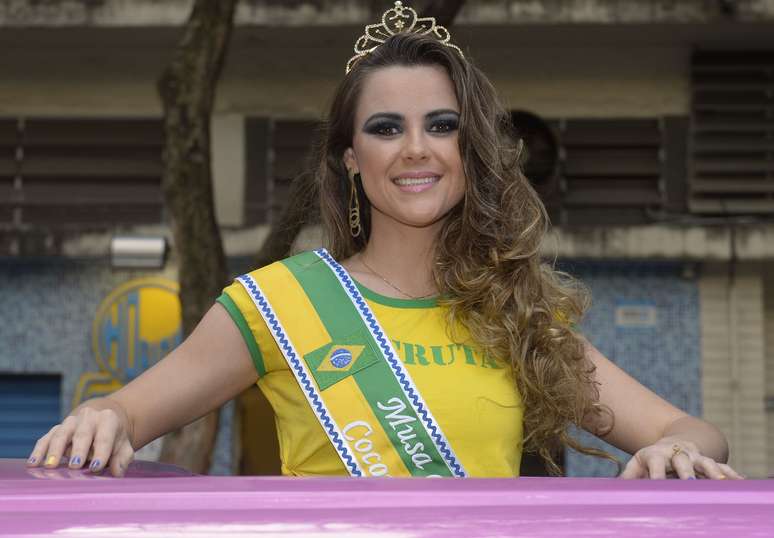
[400,126,429,161]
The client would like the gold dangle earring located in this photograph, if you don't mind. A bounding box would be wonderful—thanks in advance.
[348,168,362,238]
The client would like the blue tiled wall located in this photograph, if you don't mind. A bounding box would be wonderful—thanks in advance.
[0,258,237,474]
[0,257,702,477]
[561,260,702,477]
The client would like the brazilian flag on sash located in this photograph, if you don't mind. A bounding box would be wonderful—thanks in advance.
[236,249,467,478]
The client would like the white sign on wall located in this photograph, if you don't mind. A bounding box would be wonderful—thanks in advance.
[615,302,658,328]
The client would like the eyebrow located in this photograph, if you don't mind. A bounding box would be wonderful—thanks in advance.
[363,109,460,125]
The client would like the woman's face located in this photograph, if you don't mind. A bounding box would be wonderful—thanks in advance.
[344,64,465,233]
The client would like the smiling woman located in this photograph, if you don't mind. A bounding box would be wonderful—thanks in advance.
[343,65,466,240]
[27,1,739,481]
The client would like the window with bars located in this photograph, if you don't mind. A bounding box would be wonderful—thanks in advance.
[0,118,164,230]
[0,120,17,226]
[555,118,667,225]
[245,115,686,227]
[245,117,320,226]
[689,50,774,214]
[0,374,61,458]
[520,116,687,226]
[0,114,688,232]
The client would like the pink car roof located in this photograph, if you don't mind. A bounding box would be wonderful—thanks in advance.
[1,458,773,537]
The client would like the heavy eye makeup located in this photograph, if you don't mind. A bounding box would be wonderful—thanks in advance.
[362,110,460,137]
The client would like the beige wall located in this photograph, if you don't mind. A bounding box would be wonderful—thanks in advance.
[765,268,774,477]
[478,46,689,117]
[2,0,774,27]
[2,46,690,118]
[0,28,691,118]
[700,263,768,478]
[211,114,246,228]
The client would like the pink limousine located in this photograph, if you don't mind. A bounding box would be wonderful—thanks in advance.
[1,458,773,537]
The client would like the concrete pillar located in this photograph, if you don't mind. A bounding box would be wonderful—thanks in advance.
[211,113,245,228]
[699,263,768,478]
[764,267,774,477]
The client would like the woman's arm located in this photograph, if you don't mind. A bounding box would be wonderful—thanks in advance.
[580,337,740,479]
[112,302,258,448]
[28,302,258,476]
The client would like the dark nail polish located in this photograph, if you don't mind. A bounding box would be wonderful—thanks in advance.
[687,477,696,480]
[70,456,81,466]
[90,459,101,471]
[27,456,36,464]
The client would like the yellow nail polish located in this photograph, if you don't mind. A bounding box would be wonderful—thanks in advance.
[45,455,58,467]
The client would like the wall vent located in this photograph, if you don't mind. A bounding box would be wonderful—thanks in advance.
[556,118,665,225]
[689,50,774,214]
[0,118,163,229]
[245,118,319,226]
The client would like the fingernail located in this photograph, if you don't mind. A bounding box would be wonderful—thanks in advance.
[45,455,58,467]
[69,456,81,466]
[89,459,101,471]
[687,477,696,480]
[27,456,36,465]
[718,475,727,480]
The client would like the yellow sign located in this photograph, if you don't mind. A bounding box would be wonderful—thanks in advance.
[72,277,182,409]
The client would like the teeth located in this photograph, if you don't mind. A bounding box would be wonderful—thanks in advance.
[394,177,439,186]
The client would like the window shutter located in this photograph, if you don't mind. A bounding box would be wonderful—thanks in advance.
[244,117,271,226]
[0,374,61,458]
[690,50,774,213]
[511,111,561,212]
[0,119,18,226]
[245,118,319,226]
[558,119,664,225]
[662,116,690,214]
[271,119,319,221]
[18,118,163,227]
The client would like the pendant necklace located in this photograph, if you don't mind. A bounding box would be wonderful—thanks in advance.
[358,254,436,300]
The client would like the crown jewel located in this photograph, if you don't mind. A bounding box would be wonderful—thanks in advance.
[346,1,464,74]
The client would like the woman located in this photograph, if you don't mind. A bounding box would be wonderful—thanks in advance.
[28,2,739,480]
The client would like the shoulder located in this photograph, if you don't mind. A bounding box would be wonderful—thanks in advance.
[223,249,338,310]
[217,253,327,378]
[241,250,331,282]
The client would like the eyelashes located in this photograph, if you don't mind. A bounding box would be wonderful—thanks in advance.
[430,118,459,134]
[364,118,459,137]
[364,121,400,137]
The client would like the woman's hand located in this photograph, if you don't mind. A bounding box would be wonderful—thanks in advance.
[26,398,135,477]
[619,437,744,479]
[25,303,258,478]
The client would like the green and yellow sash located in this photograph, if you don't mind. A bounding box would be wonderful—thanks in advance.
[236,249,467,478]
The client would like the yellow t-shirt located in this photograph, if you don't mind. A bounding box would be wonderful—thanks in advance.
[218,263,524,477]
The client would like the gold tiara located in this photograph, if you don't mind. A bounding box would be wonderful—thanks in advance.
[346,1,464,74]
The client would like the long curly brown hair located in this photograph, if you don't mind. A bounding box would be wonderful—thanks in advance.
[315,32,617,475]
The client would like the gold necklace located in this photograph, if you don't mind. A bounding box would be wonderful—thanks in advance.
[358,254,436,300]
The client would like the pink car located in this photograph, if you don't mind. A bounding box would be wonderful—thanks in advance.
[1,458,773,537]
